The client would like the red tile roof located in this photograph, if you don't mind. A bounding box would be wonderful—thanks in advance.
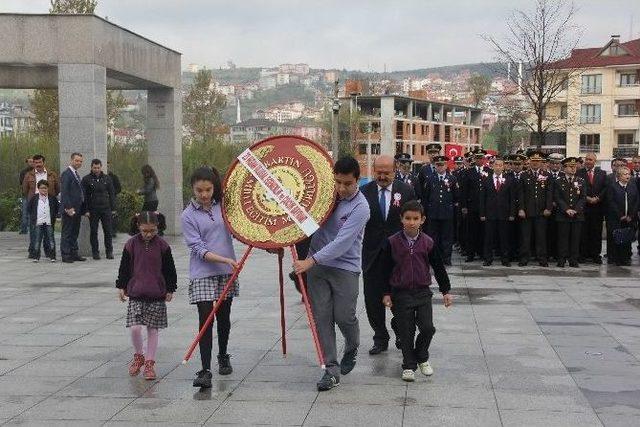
[550,38,640,69]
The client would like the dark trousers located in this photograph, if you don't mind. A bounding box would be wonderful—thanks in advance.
[142,200,158,211]
[33,224,55,260]
[61,213,81,258]
[20,198,29,234]
[607,220,632,264]
[197,299,232,371]
[520,216,547,262]
[89,209,113,256]
[580,209,603,259]
[392,289,435,371]
[363,265,398,346]
[547,212,559,260]
[28,220,51,257]
[427,218,453,263]
[557,221,582,263]
[465,211,483,258]
[509,219,521,261]
[484,219,510,263]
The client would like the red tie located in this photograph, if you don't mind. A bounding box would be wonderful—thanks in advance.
[495,177,501,191]
[588,170,594,185]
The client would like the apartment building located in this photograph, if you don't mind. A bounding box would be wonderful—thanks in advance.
[544,36,640,160]
[344,95,482,174]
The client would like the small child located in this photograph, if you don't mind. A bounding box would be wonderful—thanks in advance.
[381,200,453,382]
[116,211,177,380]
[27,179,59,262]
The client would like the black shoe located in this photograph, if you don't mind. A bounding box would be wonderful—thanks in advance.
[465,256,475,262]
[368,343,388,355]
[92,253,100,260]
[395,338,401,349]
[621,260,631,266]
[340,349,357,375]
[217,354,233,375]
[501,261,511,267]
[557,261,565,268]
[74,256,87,262]
[193,369,212,388]
[593,256,602,265]
[317,371,339,391]
[444,261,452,266]
[539,261,548,267]
[569,261,579,268]
[62,257,74,263]
[483,261,492,266]
[518,261,527,267]
[106,253,114,260]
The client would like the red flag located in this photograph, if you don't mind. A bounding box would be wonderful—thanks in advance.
[445,144,463,169]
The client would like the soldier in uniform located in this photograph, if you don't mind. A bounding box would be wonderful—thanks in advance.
[460,148,487,262]
[394,153,418,188]
[452,156,465,250]
[546,153,564,262]
[517,151,552,267]
[417,143,442,198]
[507,154,525,262]
[479,157,516,266]
[554,157,587,267]
[422,155,457,266]
[576,152,607,264]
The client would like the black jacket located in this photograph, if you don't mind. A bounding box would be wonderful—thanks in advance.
[461,166,485,212]
[60,167,85,213]
[605,181,639,223]
[27,194,59,226]
[576,167,607,213]
[422,173,458,220]
[361,180,416,273]
[554,175,587,222]
[479,173,517,220]
[518,169,553,216]
[82,172,116,212]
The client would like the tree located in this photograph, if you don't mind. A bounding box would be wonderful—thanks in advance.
[31,0,125,138]
[483,0,582,148]
[468,74,492,107]
[183,69,227,142]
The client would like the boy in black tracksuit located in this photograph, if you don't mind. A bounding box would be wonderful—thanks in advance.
[381,200,453,382]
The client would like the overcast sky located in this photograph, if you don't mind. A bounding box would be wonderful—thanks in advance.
[3,0,640,71]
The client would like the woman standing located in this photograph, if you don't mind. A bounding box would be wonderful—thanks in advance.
[138,165,159,211]
[181,167,238,389]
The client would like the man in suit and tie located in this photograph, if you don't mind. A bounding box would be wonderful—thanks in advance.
[576,153,607,264]
[361,155,416,355]
[605,166,639,266]
[554,157,587,268]
[460,148,487,262]
[60,152,87,263]
[479,157,516,266]
[422,155,458,266]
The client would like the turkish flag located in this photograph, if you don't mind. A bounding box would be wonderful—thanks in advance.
[445,144,463,169]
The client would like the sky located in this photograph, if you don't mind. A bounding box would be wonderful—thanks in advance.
[3,0,640,71]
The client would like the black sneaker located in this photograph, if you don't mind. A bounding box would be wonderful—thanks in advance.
[316,371,339,391]
[92,253,101,260]
[193,369,212,388]
[340,349,357,375]
[106,253,114,260]
[217,354,233,375]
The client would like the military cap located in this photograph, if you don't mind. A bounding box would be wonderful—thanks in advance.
[528,150,546,161]
[473,148,487,157]
[463,151,473,159]
[454,156,464,163]
[396,152,413,163]
[548,153,564,162]
[426,143,442,153]
[432,155,449,163]
[561,157,579,166]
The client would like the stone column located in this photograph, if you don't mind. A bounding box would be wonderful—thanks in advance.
[58,64,107,257]
[147,88,183,235]
[380,97,395,156]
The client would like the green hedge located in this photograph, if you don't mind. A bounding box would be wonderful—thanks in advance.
[115,190,143,233]
[0,189,21,231]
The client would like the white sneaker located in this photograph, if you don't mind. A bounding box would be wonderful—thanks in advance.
[418,361,433,376]
[402,369,415,382]
[32,259,39,263]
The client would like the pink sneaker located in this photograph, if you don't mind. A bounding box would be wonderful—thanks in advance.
[143,360,156,380]
[128,353,145,376]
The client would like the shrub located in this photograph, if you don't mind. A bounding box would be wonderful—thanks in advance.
[115,190,143,232]
[0,190,21,231]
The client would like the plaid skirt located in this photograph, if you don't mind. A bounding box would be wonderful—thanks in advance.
[126,299,168,329]
[188,274,239,304]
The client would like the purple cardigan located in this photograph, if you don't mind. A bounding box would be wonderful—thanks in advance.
[181,200,236,280]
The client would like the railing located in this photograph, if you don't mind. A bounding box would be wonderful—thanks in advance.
[581,86,602,95]
[579,145,600,153]
[580,116,601,124]
[613,146,639,157]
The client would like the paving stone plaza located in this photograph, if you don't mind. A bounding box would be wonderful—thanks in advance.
[1,232,640,426]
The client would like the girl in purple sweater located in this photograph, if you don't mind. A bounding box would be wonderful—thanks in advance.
[116,211,177,380]
[181,167,239,389]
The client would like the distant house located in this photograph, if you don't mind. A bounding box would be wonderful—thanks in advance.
[229,118,325,145]
[0,104,35,136]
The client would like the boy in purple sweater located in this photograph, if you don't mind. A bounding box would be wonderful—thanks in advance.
[381,200,453,382]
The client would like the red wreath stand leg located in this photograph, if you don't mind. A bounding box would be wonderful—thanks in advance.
[182,245,325,369]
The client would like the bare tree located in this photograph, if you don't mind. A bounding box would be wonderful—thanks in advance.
[484,0,583,148]
[468,74,492,108]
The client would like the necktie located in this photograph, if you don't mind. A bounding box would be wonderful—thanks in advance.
[588,170,594,185]
[379,188,387,221]
[496,176,501,191]
[440,176,444,184]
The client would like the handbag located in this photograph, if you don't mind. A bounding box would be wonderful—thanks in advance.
[613,227,636,245]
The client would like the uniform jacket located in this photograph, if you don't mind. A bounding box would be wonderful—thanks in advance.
[479,173,517,220]
[461,165,486,212]
[361,180,416,273]
[422,172,458,220]
[518,169,552,216]
[554,175,587,222]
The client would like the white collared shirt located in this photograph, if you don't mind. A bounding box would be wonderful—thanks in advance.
[377,184,391,219]
[34,169,48,194]
[36,195,50,225]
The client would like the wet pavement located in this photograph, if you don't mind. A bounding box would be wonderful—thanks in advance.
[1,232,640,426]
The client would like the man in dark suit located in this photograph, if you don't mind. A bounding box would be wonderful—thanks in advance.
[422,155,458,265]
[517,151,552,267]
[59,152,87,263]
[479,157,516,266]
[361,155,416,355]
[416,143,442,200]
[460,148,487,262]
[452,156,465,251]
[554,157,587,267]
[576,153,607,264]
[605,166,639,266]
